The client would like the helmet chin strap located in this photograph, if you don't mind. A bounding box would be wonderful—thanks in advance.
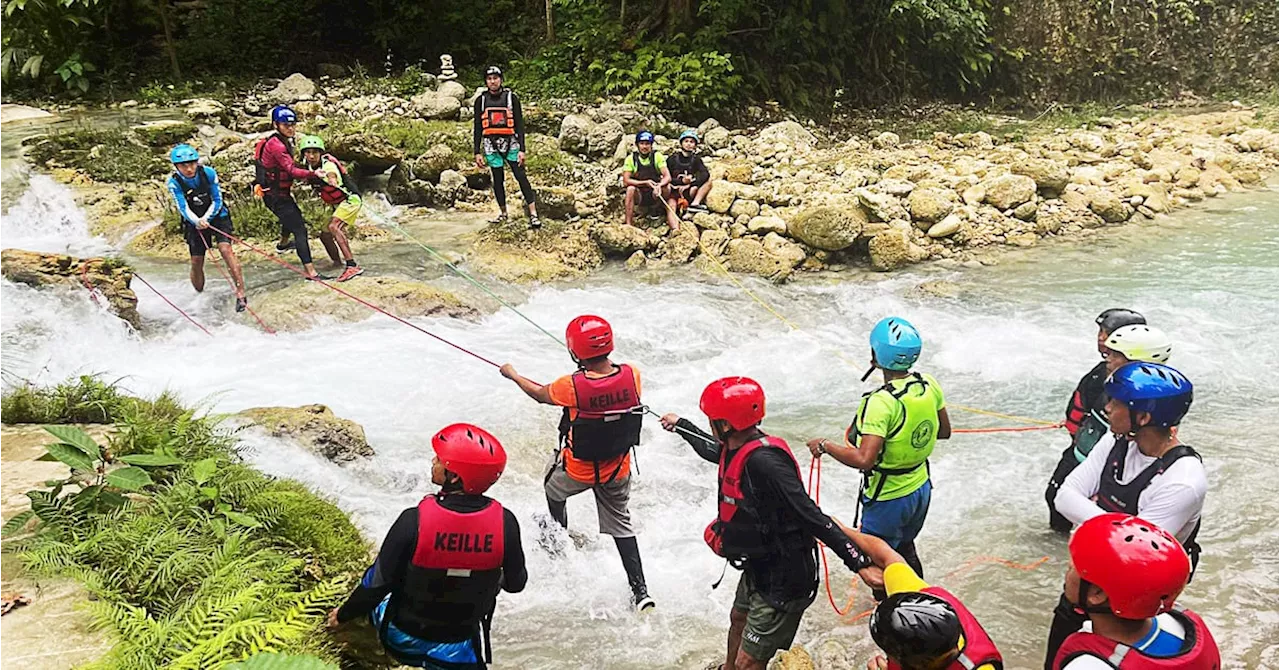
[861,365,877,382]
[1073,578,1113,616]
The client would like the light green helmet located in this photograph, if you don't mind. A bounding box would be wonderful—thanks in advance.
[297,134,325,152]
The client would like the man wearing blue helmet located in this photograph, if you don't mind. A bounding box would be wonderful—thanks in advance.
[667,129,710,215]
[166,144,248,312]
[622,130,679,232]
[1045,361,1206,669]
[805,316,949,593]
[253,104,330,280]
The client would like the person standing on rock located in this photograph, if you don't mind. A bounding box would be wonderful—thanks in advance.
[1045,308,1147,532]
[166,143,248,312]
[498,315,654,612]
[254,104,330,280]
[667,129,712,215]
[622,130,680,232]
[658,377,873,670]
[298,134,365,282]
[805,316,949,596]
[327,422,526,669]
[472,66,541,229]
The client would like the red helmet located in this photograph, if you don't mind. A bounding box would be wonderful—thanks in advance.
[699,376,766,431]
[1070,513,1190,619]
[431,423,507,495]
[566,315,614,361]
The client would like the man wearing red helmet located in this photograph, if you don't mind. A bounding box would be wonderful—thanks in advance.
[500,314,653,611]
[659,377,874,670]
[1052,514,1220,669]
[328,423,527,669]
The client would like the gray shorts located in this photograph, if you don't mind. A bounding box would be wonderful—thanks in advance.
[543,453,635,538]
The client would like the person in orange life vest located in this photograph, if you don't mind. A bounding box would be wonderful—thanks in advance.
[834,522,1002,670]
[623,130,680,232]
[1051,514,1220,670]
[659,377,874,670]
[472,66,541,228]
[498,315,653,611]
[298,134,364,282]
[327,423,526,669]
[253,105,331,280]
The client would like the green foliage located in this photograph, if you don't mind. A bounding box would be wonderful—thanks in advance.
[598,45,741,114]
[227,653,339,670]
[160,191,334,241]
[24,125,168,182]
[1,0,104,93]
[345,64,437,98]
[1,374,130,424]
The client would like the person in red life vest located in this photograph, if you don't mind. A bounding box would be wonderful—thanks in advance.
[1047,308,1147,532]
[498,315,653,611]
[1051,513,1220,670]
[658,377,874,670]
[298,134,365,282]
[472,66,541,228]
[253,105,331,280]
[327,423,527,669]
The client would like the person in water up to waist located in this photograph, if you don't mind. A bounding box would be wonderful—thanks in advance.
[622,130,681,232]
[165,143,248,313]
[328,423,526,670]
[1045,362,1206,670]
[1047,308,1148,532]
[499,315,653,612]
[253,105,330,280]
[835,521,1003,670]
[668,129,712,215]
[805,316,949,588]
[472,66,541,229]
[660,377,874,670]
[1051,514,1220,670]
[299,134,365,282]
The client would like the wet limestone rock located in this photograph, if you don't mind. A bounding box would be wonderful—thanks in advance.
[251,277,479,331]
[413,144,457,183]
[786,205,866,251]
[726,237,799,282]
[237,404,374,462]
[328,132,404,174]
[1012,158,1070,196]
[590,223,659,255]
[659,224,701,263]
[868,229,912,272]
[472,225,604,283]
[268,73,317,103]
[536,186,578,220]
[773,646,816,670]
[982,174,1037,210]
[184,98,226,122]
[906,279,962,299]
[1,250,140,329]
[907,187,957,226]
[1088,189,1131,223]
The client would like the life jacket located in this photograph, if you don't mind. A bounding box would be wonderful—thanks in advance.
[1072,407,1111,463]
[885,586,1004,670]
[1094,440,1203,570]
[480,90,516,137]
[845,373,938,502]
[253,133,293,194]
[175,167,216,221]
[558,364,643,463]
[668,152,700,182]
[629,151,662,182]
[1053,609,1221,670]
[391,495,505,659]
[705,434,802,561]
[310,153,360,205]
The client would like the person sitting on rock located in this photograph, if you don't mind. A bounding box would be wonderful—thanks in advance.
[667,129,711,216]
[622,130,679,232]
[472,65,541,229]
[166,143,248,312]
[298,134,364,282]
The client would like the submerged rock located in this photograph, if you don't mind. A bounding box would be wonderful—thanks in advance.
[237,404,374,462]
[250,276,480,330]
[1,250,140,329]
[472,224,604,283]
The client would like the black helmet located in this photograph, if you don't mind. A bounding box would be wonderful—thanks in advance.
[485,65,503,78]
[869,592,961,669]
[1096,308,1146,334]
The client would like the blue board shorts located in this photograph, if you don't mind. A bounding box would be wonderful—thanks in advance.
[370,597,482,669]
[860,479,932,549]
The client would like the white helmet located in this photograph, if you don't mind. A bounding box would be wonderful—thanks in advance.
[1105,325,1173,363]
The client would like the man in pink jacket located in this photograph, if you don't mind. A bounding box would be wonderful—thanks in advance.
[254,105,329,280]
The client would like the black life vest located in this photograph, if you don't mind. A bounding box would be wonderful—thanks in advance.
[254,132,293,194]
[559,364,643,462]
[705,434,808,564]
[175,167,216,220]
[629,151,662,182]
[309,153,360,205]
[1095,440,1203,570]
[480,90,516,137]
[844,373,934,502]
[668,152,700,181]
[391,495,505,659]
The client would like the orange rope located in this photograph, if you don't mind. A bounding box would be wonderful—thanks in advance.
[952,422,1065,434]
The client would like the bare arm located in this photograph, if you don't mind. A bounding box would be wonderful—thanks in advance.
[937,407,952,440]
[809,434,883,471]
[499,364,554,405]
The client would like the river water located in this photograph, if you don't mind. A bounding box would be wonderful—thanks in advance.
[1,145,1275,667]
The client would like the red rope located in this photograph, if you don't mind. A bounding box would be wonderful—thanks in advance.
[209,228,502,369]
[79,259,103,306]
[198,230,276,334]
[132,272,213,336]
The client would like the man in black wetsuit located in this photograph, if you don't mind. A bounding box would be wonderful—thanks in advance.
[661,376,874,670]
[328,423,526,669]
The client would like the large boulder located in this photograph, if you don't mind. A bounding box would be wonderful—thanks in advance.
[413,144,457,183]
[590,224,659,255]
[588,119,625,158]
[906,187,957,226]
[705,180,737,214]
[1088,189,1131,223]
[1012,158,1070,196]
[659,224,701,263]
[268,73,317,103]
[328,132,404,174]
[536,186,578,219]
[251,277,479,331]
[726,237,799,282]
[436,80,468,103]
[757,121,816,150]
[411,92,462,121]
[786,205,866,251]
[386,165,439,205]
[472,225,604,283]
[131,120,196,147]
[184,98,226,122]
[437,169,467,199]
[868,229,912,272]
[854,188,909,222]
[558,114,593,155]
[237,404,373,463]
[1,250,140,330]
[703,126,731,150]
[982,174,1037,210]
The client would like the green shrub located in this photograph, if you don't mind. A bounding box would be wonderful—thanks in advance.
[1,375,131,424]
[25,126,168,183]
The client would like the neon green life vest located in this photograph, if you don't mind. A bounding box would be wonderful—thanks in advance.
[845,372,942,502]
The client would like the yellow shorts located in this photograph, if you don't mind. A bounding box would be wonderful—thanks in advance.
[332,195,362,225]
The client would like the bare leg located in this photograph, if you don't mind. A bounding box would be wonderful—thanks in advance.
[726,607,747,670]
[304,262,318,278]
[189,255,206,292]
[624,186,637,227]
[664,190,681,232]
[733,650,767,670]
[319,230,342,264]
[328,218,354,262]
[216,243,246,297]
[693,180,713,206]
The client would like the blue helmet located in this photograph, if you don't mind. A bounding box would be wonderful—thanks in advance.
[870,317,922,371]
[271,105,298,124]
[636,130,655,143]
[1105,362,1193,428]
[169,143,200,164]
[679,129,699,143]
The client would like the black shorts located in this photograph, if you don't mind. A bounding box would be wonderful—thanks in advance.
[185,215,234,257]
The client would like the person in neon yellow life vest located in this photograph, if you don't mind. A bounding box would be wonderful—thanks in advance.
[806,316,950,595]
